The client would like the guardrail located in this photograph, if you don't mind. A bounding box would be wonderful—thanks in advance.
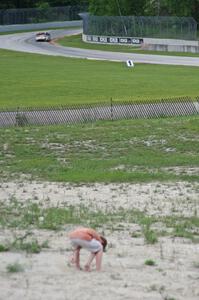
[0,20,82,33]
[0,97,198,128]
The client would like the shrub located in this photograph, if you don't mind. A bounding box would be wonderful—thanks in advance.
[0,244,9,252]
[143,224,158,244]
[6,262,24,273]
[145,259,156,266]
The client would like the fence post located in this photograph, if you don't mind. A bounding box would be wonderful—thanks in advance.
[15,106,28,127]
[110,98,113,121]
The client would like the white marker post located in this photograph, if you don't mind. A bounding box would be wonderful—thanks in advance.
[126,60,134,67]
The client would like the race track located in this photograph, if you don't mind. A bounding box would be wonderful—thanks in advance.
[0,28,199,66]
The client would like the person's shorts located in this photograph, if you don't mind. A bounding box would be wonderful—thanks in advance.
[70,238,102,253]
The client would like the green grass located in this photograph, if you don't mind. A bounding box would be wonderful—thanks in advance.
[1,198,198,242]
[0,49,199,108]
[58,33,199,57]
[0,191,198,247]
[0,116,199,183]
[6,262,24,273]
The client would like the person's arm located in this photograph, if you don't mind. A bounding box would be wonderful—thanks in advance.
[88,229,102,242]
[84,249,103,272]
[84,252,96,271]
[95,249,103,271]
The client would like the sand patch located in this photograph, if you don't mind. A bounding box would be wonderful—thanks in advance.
[0,181,199,300]
[0,181,198,217]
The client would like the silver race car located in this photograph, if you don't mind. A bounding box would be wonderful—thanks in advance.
[35,32,51,42]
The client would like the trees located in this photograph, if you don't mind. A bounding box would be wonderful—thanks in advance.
[88,0,117,16]
[0,1,36,9]
[88,0,199,22]
[0,0,198,23]
[144,0,193,16]
[88,0,147,16]
[0,1,88,9]
[144,0,199,22]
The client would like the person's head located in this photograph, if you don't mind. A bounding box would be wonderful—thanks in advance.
[100,236,107,252]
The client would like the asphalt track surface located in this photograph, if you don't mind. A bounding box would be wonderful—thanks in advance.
[0,28,199,66]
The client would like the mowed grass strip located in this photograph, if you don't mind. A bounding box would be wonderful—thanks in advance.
[0,49,199,108]
[58,33,199,57]
[0,116,199,182]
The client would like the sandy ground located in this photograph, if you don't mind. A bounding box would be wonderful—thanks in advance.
[0,181,199,300]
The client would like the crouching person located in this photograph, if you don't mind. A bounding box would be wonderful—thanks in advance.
[69,227,107,271]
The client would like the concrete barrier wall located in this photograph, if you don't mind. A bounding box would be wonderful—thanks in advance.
[0,20,82,33]
[142,43,199,53]
[143,37,199,46]
[142,37,199,53]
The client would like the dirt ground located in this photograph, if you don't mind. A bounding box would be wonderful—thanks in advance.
[0,181,199,300]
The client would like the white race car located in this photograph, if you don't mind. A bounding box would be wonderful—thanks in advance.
[35,32,51,42]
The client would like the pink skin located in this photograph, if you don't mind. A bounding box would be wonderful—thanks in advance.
[70,248,103,271]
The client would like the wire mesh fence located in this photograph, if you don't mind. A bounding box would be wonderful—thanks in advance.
[81,14,197,40]
[0,97,198,128]
[0,5,87,25]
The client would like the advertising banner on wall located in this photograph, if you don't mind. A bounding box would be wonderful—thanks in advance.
[85,35,143,45]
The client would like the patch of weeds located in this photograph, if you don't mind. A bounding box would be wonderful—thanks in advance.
[145,259,156,266]
[131,232,141,238]
[158,230,169,237]
[17,239,42,253]
[6,262,24,273]
[117,252,127,258]
[41,240,49,248]
[143,224,158,244]
[149,284,165,292]
[0,199,86,230]
[129,211,159,243]
[11,232,47,253]
[163,215,199,242]
[40,206,81,230]
[172,224,195,241]
[1,196,199,250]
[193,261,199,268]
[0,244,10,252]
[22,202,41,227]
[149,284,158,291]
[0,198,41,229]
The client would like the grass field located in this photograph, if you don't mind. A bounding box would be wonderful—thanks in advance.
[0,49,199,108]
[1,116,199,183]
[58,33,199,57]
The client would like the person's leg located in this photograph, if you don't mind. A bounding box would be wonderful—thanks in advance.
[95,249,103,271]
[70,239,82,269]
[69,253,76,264]
[74,247,81,269]
[69,247,81,269]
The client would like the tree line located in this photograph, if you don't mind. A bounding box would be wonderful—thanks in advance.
[0,1,88,9]
[0,0,198,23]
[90,0,199,23]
